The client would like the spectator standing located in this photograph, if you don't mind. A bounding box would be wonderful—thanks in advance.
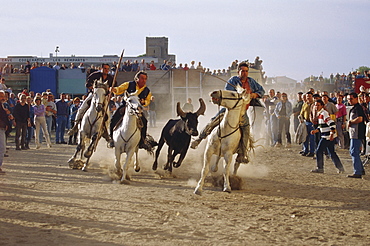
[13,94,30,150]
[68,97,80,145]
[33,96,52,149]
[292,92,304,132]
[0,91,9,174]
[149,61,156,70]
[310,100,344,173]
[25,96,34,149]
[182,98,194,113]
[138,59,146,71]
[300,92,315,157]
[149,96,156,128]
[274,93,292,148]
[131,60,139,72]
[335,95,347,149]
[0,78,7,91]
[264,89,279,146]
[45,93,57,139]
[347,92,367,178]
[55,93,69,144]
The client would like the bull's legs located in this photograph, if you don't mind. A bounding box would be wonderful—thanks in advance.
[164,147,175,172]
[173,149,188,168]
[194,147,213,195]
[152,138,165,170]
[222,152,233,193]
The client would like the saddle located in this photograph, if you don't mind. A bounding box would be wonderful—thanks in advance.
[113,107,143,131]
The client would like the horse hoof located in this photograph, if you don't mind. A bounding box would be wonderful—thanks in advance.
[223,187,232,193]
[152,164,157,171]
[82,167,88,172]
[68,159,75,169]
[120,180,130,185]
[194,188,202,196]
[135,167,140,172]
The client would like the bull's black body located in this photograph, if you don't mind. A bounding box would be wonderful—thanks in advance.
[152,111,201,173]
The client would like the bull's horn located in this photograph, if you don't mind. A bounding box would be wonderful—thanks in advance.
[176,102,186,117]
[195,98,206,116]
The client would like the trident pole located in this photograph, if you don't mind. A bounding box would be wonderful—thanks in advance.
[92,49,125,152]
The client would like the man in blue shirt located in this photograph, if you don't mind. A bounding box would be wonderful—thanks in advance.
[55,93,69,144]
[191,61,265,163]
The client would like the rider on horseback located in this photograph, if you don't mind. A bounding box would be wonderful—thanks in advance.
[190,61,265,163]
[109,70,157,150]
[68,63,114,145]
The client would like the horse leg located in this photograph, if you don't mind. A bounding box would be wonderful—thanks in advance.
[114,147,123,180]
[194,147,213,195]
[233,161,241,175]
[121,150,135,184]
[211,156,222,172]
[68,144,82,168]
[152,138,165,170]
[133,148,140,172]
[222,152,233,193]
[84,132,98,158]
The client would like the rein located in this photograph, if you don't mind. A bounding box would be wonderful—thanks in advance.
[216,90,243,140]
[119,99,142,143]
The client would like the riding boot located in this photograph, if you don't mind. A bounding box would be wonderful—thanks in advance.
[67,120,80,136]
[191,112,225,149]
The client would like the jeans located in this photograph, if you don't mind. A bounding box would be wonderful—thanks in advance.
[316,138,343,170]
[270,114,278,145]
[56,115,67,143]
[15,122,27,148]
[303,121,315,154]
[45,115,53,138]
[277,116,291,144]
[350,139,365,175]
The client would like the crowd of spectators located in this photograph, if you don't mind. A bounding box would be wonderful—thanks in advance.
[0,56,267,81]
[263,86,369,178]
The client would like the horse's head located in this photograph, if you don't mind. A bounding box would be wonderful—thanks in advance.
[124,92,142,116]
[176,98,206,136]
[210,85,251,110]
[92,79,108,112]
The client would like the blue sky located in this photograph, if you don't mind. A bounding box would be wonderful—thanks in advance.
[2,0,369,81]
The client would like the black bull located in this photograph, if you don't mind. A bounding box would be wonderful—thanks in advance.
[152,99,206,172]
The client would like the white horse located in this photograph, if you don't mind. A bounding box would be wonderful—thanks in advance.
[68,80,109,171]
[194,86,251,195]
[113,92,143,184]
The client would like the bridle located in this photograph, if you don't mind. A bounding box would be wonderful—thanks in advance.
[119,97,142,143]
[215,90,245,140]
[216,90,243,110]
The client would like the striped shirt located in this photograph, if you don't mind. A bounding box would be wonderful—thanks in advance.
[317,108,337,139]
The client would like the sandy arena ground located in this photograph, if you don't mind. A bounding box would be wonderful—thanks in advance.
[1,121,370,246]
